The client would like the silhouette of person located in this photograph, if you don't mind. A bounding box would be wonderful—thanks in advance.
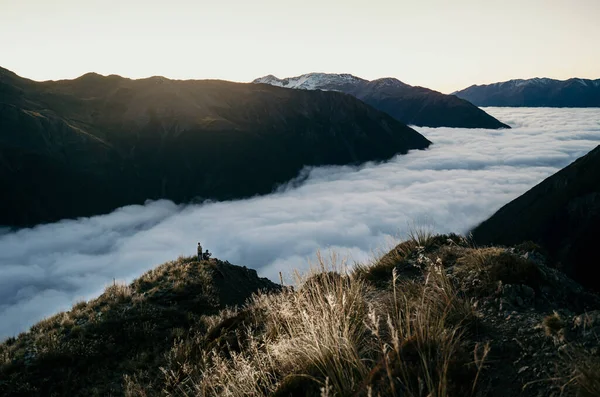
[197,242,203,261]
[204,249,212,260]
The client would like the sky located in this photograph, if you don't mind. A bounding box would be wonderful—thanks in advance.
[1,107,600,339]
[1,0,599,93]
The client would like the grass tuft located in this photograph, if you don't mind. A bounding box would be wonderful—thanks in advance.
[542,312,564,337]
[575,358,600,397]
[154,251,484,397]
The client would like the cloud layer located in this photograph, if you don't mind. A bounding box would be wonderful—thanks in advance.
[1,107,600,339]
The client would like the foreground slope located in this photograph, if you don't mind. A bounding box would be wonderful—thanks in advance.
[0,257,279,396]
[254,73,510,129]
[454,77,600,107]
[472,146,600,290]
[0,67,430,227]
[1,237,599,397]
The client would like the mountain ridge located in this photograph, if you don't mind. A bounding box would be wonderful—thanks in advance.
[454,77,600,107]
[0,67,430,227]
[253,73,511,129]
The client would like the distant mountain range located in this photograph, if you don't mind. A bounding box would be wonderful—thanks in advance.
[472,145,600,290]
[0,67,430,227]
[253,73,510,129]
[454,77,600,107]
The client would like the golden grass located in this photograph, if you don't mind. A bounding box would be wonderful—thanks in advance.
[542,312,564,337]
[153,249,483,397]
[104,281,133,303]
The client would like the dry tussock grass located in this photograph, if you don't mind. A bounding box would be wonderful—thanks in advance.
[153,249,484,397]
[565,322,600,397]
[574,358,600,397]
[104,281,133,302]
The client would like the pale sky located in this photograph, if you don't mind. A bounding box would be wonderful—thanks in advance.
[1,0,599,93]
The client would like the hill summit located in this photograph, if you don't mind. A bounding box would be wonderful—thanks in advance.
[1,236,599,396]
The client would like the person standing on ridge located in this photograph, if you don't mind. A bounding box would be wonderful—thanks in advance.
[197,242,203,261]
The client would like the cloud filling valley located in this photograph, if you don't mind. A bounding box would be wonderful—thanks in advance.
[1,107,600,339]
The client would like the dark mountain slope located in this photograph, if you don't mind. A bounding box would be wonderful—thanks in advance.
[471,146,600,290]
[453,77,600,107]
[0,67,430,227]
[254,73,510,129]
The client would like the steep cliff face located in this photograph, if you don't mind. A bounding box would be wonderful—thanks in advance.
[0,67,430,227]
[471,146,600,290]
[254,73,510,129]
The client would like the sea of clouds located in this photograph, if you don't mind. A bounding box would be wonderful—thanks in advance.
[1,107,599,339]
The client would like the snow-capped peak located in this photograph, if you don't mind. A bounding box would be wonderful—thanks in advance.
[253,73,367,91]
[497,78,556,88]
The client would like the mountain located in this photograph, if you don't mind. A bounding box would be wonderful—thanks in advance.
[471,146,600,290]
[0,67,430,227]
[2,237,598,396]
[253,73,510,129]
[453,77,600,107]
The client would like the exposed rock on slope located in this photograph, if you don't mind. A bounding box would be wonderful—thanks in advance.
[471,146,600,291]
[453,77,600,107]
[0,67,430,227]
[254,73,510,129]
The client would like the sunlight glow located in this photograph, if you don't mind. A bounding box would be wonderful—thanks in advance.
[1,0,599,93]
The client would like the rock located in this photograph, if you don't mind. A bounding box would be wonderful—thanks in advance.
[573,310,600,328]
[501,284,535,308]
[521,251,546,266]
[573,310,600,337]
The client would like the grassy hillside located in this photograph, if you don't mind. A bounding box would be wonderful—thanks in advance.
[0,258,279,396]
[1,235,599,397]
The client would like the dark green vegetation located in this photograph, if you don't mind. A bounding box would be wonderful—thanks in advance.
[454,77,600,107]
[472,145,600,291]
[2,235,599,397]
[253,73,511,129]
[0,67,430,227]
